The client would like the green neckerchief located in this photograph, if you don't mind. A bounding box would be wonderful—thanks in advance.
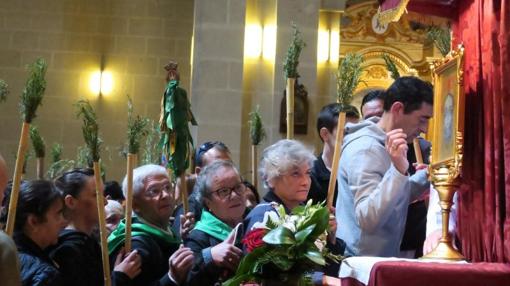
[107,216,180,255]
[194,210,234,241]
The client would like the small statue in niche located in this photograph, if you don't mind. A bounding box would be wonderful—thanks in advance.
[279,78,309,135]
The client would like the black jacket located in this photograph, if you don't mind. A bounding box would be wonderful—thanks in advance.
[49,229,131,286]
[307,154,337,205]
[14,232,63,286]
[109,229,180,286]
[184,229,242,286]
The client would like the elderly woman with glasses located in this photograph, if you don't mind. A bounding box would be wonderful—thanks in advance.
[244,139,344,286]
[184,160,246,286]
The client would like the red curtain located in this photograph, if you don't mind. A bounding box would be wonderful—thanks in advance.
[453,0,510,262]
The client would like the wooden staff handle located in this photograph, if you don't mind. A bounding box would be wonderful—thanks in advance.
[251,145,257,189]
[286,78,295,139]
[124,153,136,253]
[327,112,346,209]
[413,138,424,164]
[6,122,30,236]
[93,162,111,286]
[180,173,189,214]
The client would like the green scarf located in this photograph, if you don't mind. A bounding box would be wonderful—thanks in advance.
[194,210,234,241]
[107,216,180,255]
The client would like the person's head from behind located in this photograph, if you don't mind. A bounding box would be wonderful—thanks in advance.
[317,103,360,150]
[383,76,434,142]
[55,168,99,231]
[105,199,124,235]
[195,160,246,226]
[194,141,232,174]
[11,180,65,249]
[361,89,385,119]
[259,140,315,208]
[104,181,125,204]
[125,164,173,227]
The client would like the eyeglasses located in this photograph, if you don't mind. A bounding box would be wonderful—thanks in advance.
[195,141,228,167]
[144,184,173,199]
[210,182,245,200]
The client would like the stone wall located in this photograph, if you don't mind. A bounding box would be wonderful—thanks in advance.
[0,0,194,181]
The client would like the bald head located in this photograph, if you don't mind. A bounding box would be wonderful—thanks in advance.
[0,154,8,204]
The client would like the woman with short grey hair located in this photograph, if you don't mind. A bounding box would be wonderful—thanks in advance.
[244,139,343,285]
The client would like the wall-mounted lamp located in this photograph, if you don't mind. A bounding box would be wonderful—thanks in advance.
[244,24,277,60]
[89,56,113,96]
[317,29,339,63]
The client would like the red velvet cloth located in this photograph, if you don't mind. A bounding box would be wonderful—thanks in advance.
[452,0,510,263]
[341,261,510,286]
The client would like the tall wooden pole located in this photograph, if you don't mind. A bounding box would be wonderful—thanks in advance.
[93,162,111,286]
[413,138,424,164]
[251,145,257,189]
[286,78,296,139]
[124,153,136,253]
[5,122,30,236]
[326,112,346,209]
[36,157,44,179]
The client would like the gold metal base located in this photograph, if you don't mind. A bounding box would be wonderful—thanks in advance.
[421,240,465,261]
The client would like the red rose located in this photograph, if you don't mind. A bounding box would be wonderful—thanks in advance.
[243,228,267,253]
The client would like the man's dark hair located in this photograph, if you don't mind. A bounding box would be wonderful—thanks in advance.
[361,89,385,110]
[383,76,433,113]
[195,141,230,168]
[316,103,360,137]
[104,181,125,201]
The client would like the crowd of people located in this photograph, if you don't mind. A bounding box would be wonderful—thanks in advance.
[0,76,454,286]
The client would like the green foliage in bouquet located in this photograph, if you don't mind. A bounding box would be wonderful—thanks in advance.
[20,58,47,123]
[382,53,400,80]
[29,125,46,158]
[283,24,306,79]
[336,53,364,107]
[0,79,8,103]
[224,201,341,286]
[249,105,266,146]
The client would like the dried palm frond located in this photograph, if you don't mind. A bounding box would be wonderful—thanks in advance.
[75,99,102,162]
[127,96,148,154]
[51,143,63,163]
[141,119,162,165]
[283,24,306,79]
[336,53,364,106]
[29,125,45,158]
[382,53,400,80]
[427,26,451,56]
[46,159,75,179]
[249,105,266,146]
[20,58,47,123]
[0,79,8,103]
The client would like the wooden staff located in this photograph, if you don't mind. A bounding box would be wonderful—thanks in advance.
[124,153,136,253]
[36,157,44,179]
[251,145,257,189]
[286,78,295,139]
[93,162,111,286]
[180,173,189,214]
[326,112,347,209]
[5,122,30,236]
[413,138,424,164]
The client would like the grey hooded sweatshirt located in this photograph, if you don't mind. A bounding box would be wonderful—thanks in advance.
[335,117,429,257]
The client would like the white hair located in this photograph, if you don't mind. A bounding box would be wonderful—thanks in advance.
[122,164,169,197]
[105,199,124,217]
[259,139,315,189]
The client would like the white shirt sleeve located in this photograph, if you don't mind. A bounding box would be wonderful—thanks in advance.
[426,185,457,237]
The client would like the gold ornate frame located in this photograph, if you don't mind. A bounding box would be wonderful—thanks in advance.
[430,45,465,166]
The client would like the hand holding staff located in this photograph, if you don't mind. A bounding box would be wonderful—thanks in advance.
[76,99,111,286]
[6,58,47,236]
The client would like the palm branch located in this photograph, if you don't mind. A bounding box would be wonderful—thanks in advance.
[283,24,306,79]
[382,53,400,80]
[141,119,162,165]
[20,58,47,123]
[126,96,148,154]
[75,99,102,162]
[336,53,364,106]
[249,105,266,146]
[427,26,451,56]
[29,125,46,158]
[50,143,63,163]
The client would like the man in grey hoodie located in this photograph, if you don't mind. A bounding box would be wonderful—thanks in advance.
[336,76,433,257]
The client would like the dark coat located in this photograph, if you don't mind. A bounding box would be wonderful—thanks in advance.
[14,233,63,286]
[49,229,131,286]
[307,154,338,205]
[184,228,242,286]
[109,229,179,286]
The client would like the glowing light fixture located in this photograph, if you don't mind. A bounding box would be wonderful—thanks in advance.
[90,70,113,96]
[244,24,277,60]
[317,29,339,63]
